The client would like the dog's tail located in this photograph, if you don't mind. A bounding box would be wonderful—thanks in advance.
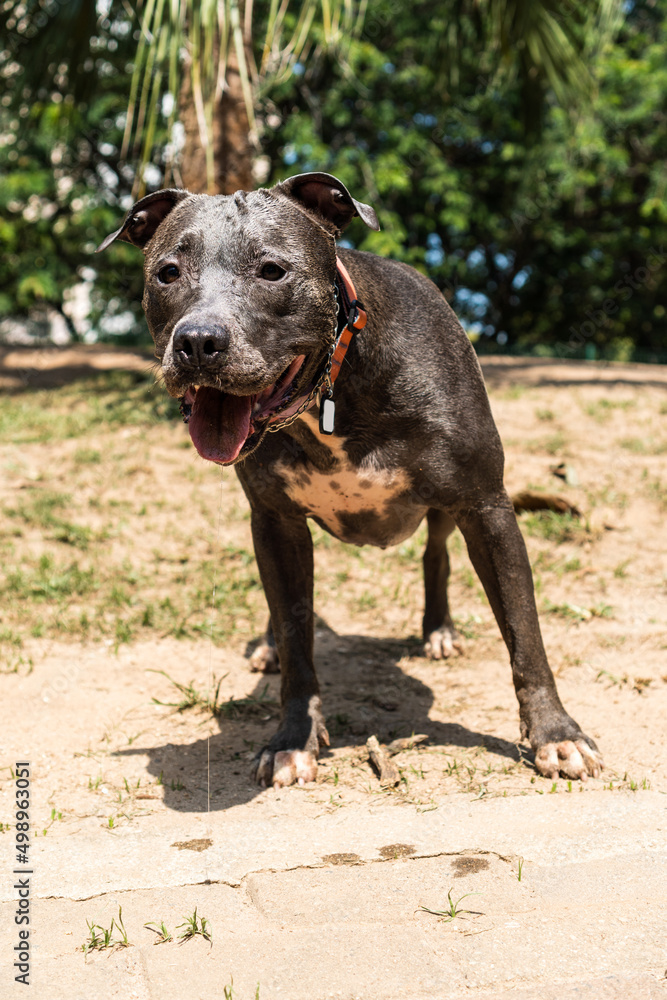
[511,491,581,518]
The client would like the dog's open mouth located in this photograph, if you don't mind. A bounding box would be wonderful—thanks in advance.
[181,354,307,465]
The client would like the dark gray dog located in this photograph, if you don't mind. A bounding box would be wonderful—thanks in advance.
[98,171,603,788]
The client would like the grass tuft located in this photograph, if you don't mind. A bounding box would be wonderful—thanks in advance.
[419,887,482,923]
[520,510,588,544]
[82,906,130,954]
[144,920,173,944]
[149,671,278,719]
[176,907,212,943]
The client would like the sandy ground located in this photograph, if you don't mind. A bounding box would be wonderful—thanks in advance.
[0,348,665,999]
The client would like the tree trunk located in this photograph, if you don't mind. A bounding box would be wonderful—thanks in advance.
[179,44,254,195]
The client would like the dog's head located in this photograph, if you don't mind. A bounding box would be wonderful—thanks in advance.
[97,173,379,465]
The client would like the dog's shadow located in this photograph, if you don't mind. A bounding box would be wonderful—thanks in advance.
[117,626,527,813]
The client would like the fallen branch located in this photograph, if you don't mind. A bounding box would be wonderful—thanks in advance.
[366,735,400,786]
[386,734,429,755]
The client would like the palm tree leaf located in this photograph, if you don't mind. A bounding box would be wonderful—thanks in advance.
[230,0,257,139]
[119,0,362,192]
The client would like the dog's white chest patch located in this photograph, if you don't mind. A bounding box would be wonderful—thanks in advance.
[276,415,419,546]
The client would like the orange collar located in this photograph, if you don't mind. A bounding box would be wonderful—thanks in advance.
[330,257,367,385]
[265,256,367,435]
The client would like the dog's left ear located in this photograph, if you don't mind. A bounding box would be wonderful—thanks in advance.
[274,172,380,233]
[96,189,190,252]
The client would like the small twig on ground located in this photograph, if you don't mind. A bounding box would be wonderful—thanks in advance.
[385,734,429,755]
[366,735,400,786]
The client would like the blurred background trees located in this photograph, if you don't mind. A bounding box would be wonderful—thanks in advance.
[1,0,666,361]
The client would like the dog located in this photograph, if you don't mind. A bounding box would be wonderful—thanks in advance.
[98,171,604,788]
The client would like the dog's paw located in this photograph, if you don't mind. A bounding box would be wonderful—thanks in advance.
[423,626,464,660]
[249,643,280,673]
[255,749,318,788]
[535,738,604,781]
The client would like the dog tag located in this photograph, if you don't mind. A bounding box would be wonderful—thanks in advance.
[319,395,335,435]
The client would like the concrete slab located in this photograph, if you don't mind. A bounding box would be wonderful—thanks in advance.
[12,792,665,901]
[471,976,667,1000]
[2,854,666,1000]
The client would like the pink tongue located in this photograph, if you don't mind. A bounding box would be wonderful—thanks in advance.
[188,386,252,464]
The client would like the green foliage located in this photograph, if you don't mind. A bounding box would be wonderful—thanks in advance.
[123,0,363,190]
[265,0,667,358]
[1,1,667,358]
[0,1,149,339]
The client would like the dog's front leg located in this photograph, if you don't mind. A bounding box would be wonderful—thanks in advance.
[250,507,329,788]
[455,491,604,781]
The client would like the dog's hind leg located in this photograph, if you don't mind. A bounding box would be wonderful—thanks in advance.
[249,618,280,674]
[422,508,464,660]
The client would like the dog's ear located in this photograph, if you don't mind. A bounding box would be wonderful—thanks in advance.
[96,189,190,252]
[274,172,380,233]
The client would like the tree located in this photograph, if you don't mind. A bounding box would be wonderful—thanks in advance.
[0,0,364,336]
[263,0,667,359]
[0,2,146,337]
[2,0,666,360]
[0,0,366,196]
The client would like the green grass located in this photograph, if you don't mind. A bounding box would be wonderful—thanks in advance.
[498,384,525,400]
[389,524,428,565]
[3,554,97,601]
[584,397,636,422]
[144,920,173,944]
[619,436,667,455]
[0,374,207,652]
[223,980,261,1000]
[150,670,278,719]
[542,433,567,455]
[73,447,102,464]
[520,510,588,544]
[0,543,263,649]
[525,431,567,455]
[0,365,653,691]
[453,613,484,640]
[644,476,667,510]
[0,371,179,445]
[3,489,93,549]
[532,551,582,576]
[0,627,22,647]
[82,906,130,954]
[149,670,226,713]
[596,668,629,688]
[543,600,613,622]
[419,888,482,923]
[177,908,212,943]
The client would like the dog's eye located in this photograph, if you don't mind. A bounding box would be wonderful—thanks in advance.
[157,264,180,284]
[261,262,286,281]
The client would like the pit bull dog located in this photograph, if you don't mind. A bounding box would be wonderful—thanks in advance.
[98,171,604,788]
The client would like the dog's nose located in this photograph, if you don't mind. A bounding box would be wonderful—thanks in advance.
[172,322,230,367]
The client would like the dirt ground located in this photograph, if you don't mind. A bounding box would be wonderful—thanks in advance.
[0,347,665,998]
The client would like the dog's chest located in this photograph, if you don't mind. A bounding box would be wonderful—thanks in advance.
[275,416,422,547]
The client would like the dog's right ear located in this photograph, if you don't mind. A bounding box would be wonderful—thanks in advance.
[96,189,190,253]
